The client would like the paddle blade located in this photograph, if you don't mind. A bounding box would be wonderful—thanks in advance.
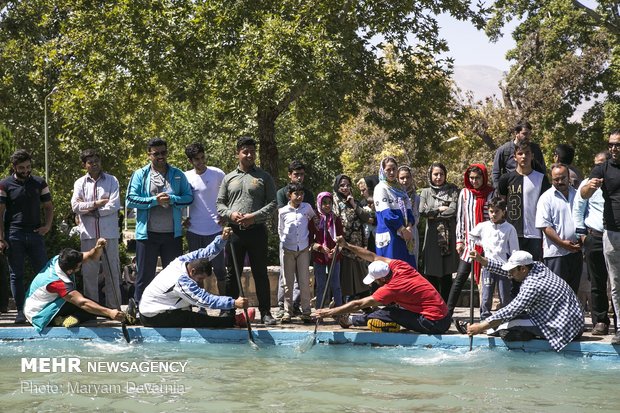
[249,338,260,351]
[121,323,131,343]
[296,333,316,353]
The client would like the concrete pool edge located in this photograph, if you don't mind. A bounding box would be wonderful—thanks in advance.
[0,326,618,357]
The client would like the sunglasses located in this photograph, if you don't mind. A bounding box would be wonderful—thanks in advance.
[150,150,168,157]
[608,142,620,149]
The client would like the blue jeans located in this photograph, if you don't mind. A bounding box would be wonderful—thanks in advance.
[0,254,10,310]
[314,261,342,309]
[480,268,511,320]
[134,232,183,303]
[7,231,47,311]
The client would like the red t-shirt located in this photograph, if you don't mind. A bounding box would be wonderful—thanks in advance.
[372,260,448,321]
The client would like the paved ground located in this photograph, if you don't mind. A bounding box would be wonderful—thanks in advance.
[0,306,614,345]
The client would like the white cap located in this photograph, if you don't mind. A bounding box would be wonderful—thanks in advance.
[501,251,534,271]
[363,261,390,285]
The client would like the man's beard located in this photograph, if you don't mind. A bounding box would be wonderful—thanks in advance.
[15,171,31,180]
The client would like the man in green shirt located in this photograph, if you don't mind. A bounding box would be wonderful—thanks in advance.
[217,137,278,325]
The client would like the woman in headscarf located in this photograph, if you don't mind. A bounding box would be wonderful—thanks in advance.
[398,165,421,260]
[419,162,459,302]
[333,174,371,301]
[446,164,495,326]
[373,157,417,268]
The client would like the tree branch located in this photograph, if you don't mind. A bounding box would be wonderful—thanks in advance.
[572,0,620,37]
[273,84,307,117]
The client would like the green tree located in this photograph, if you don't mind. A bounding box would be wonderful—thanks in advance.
[486,0,620,171]
[0,0,486,211]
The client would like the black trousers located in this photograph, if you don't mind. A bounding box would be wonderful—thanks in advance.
[352,305,451,334]
[225,225,272,316]
[446,259,472,316]
[584,233,611,325]
[544,252,582,295]
[141,308,234,328]
[424,274,452,304]
[57,302,97,323]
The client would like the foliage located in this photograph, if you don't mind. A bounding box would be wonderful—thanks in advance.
[0,0,486,211]
[485,0,620,173]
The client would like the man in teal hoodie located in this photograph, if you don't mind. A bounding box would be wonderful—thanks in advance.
[126,138,193,304]
[24,238,125,332]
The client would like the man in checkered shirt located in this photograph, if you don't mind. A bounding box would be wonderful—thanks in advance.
[467,250,584,351]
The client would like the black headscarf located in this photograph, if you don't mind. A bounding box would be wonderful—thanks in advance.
[333,174,352,202]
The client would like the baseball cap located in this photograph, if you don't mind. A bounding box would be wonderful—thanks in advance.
[363,261,390,285]
[501,251,534,271]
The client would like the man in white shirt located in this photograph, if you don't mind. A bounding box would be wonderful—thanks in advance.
[71,149,121,308]
[140,228,254,328]
[183,143,226,296]
[535,163,581,294]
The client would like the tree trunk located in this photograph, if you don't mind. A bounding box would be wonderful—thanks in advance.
[256,107,280,187]
[255,86,307,187]
[476,130,497,151]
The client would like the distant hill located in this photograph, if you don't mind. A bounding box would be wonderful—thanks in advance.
[452,65,505,101]
[451,65,593,120]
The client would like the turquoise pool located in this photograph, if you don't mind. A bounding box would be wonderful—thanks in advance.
[2,339,619,412]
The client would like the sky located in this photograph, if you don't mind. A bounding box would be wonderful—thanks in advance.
[436,13,516,71]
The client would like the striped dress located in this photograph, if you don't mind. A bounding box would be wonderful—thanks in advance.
[455,187,494,261]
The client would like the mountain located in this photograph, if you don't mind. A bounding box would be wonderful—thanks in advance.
[451,65,593,120]
[451,65,505,102]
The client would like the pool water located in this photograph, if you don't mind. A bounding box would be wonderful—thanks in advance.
[1,339,618,412]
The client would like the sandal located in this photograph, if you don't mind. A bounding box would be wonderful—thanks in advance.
[454,318,469,335]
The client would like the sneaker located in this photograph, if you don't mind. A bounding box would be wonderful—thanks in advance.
[125,298,138,325]
[235,308,256,328]
[51,315,80,328]
[61,315,80,328]
[591,322,609,336]
[612,331,620,345]
[454,318,468,335]
[281,313,292,323]
[337,314,351,329]
[367,319,400,333]
[300,314,313,324]
[261,313,277,326]
[275,308,287,319]
[14,311,27,324]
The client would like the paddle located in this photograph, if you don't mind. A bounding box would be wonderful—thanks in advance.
[297,245,340,353]
[102,245,130,343]
[469,243,475,351]
[229,240,259,350]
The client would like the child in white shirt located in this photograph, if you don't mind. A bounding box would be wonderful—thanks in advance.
[278,183,316,323]
[469,197,519,319]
